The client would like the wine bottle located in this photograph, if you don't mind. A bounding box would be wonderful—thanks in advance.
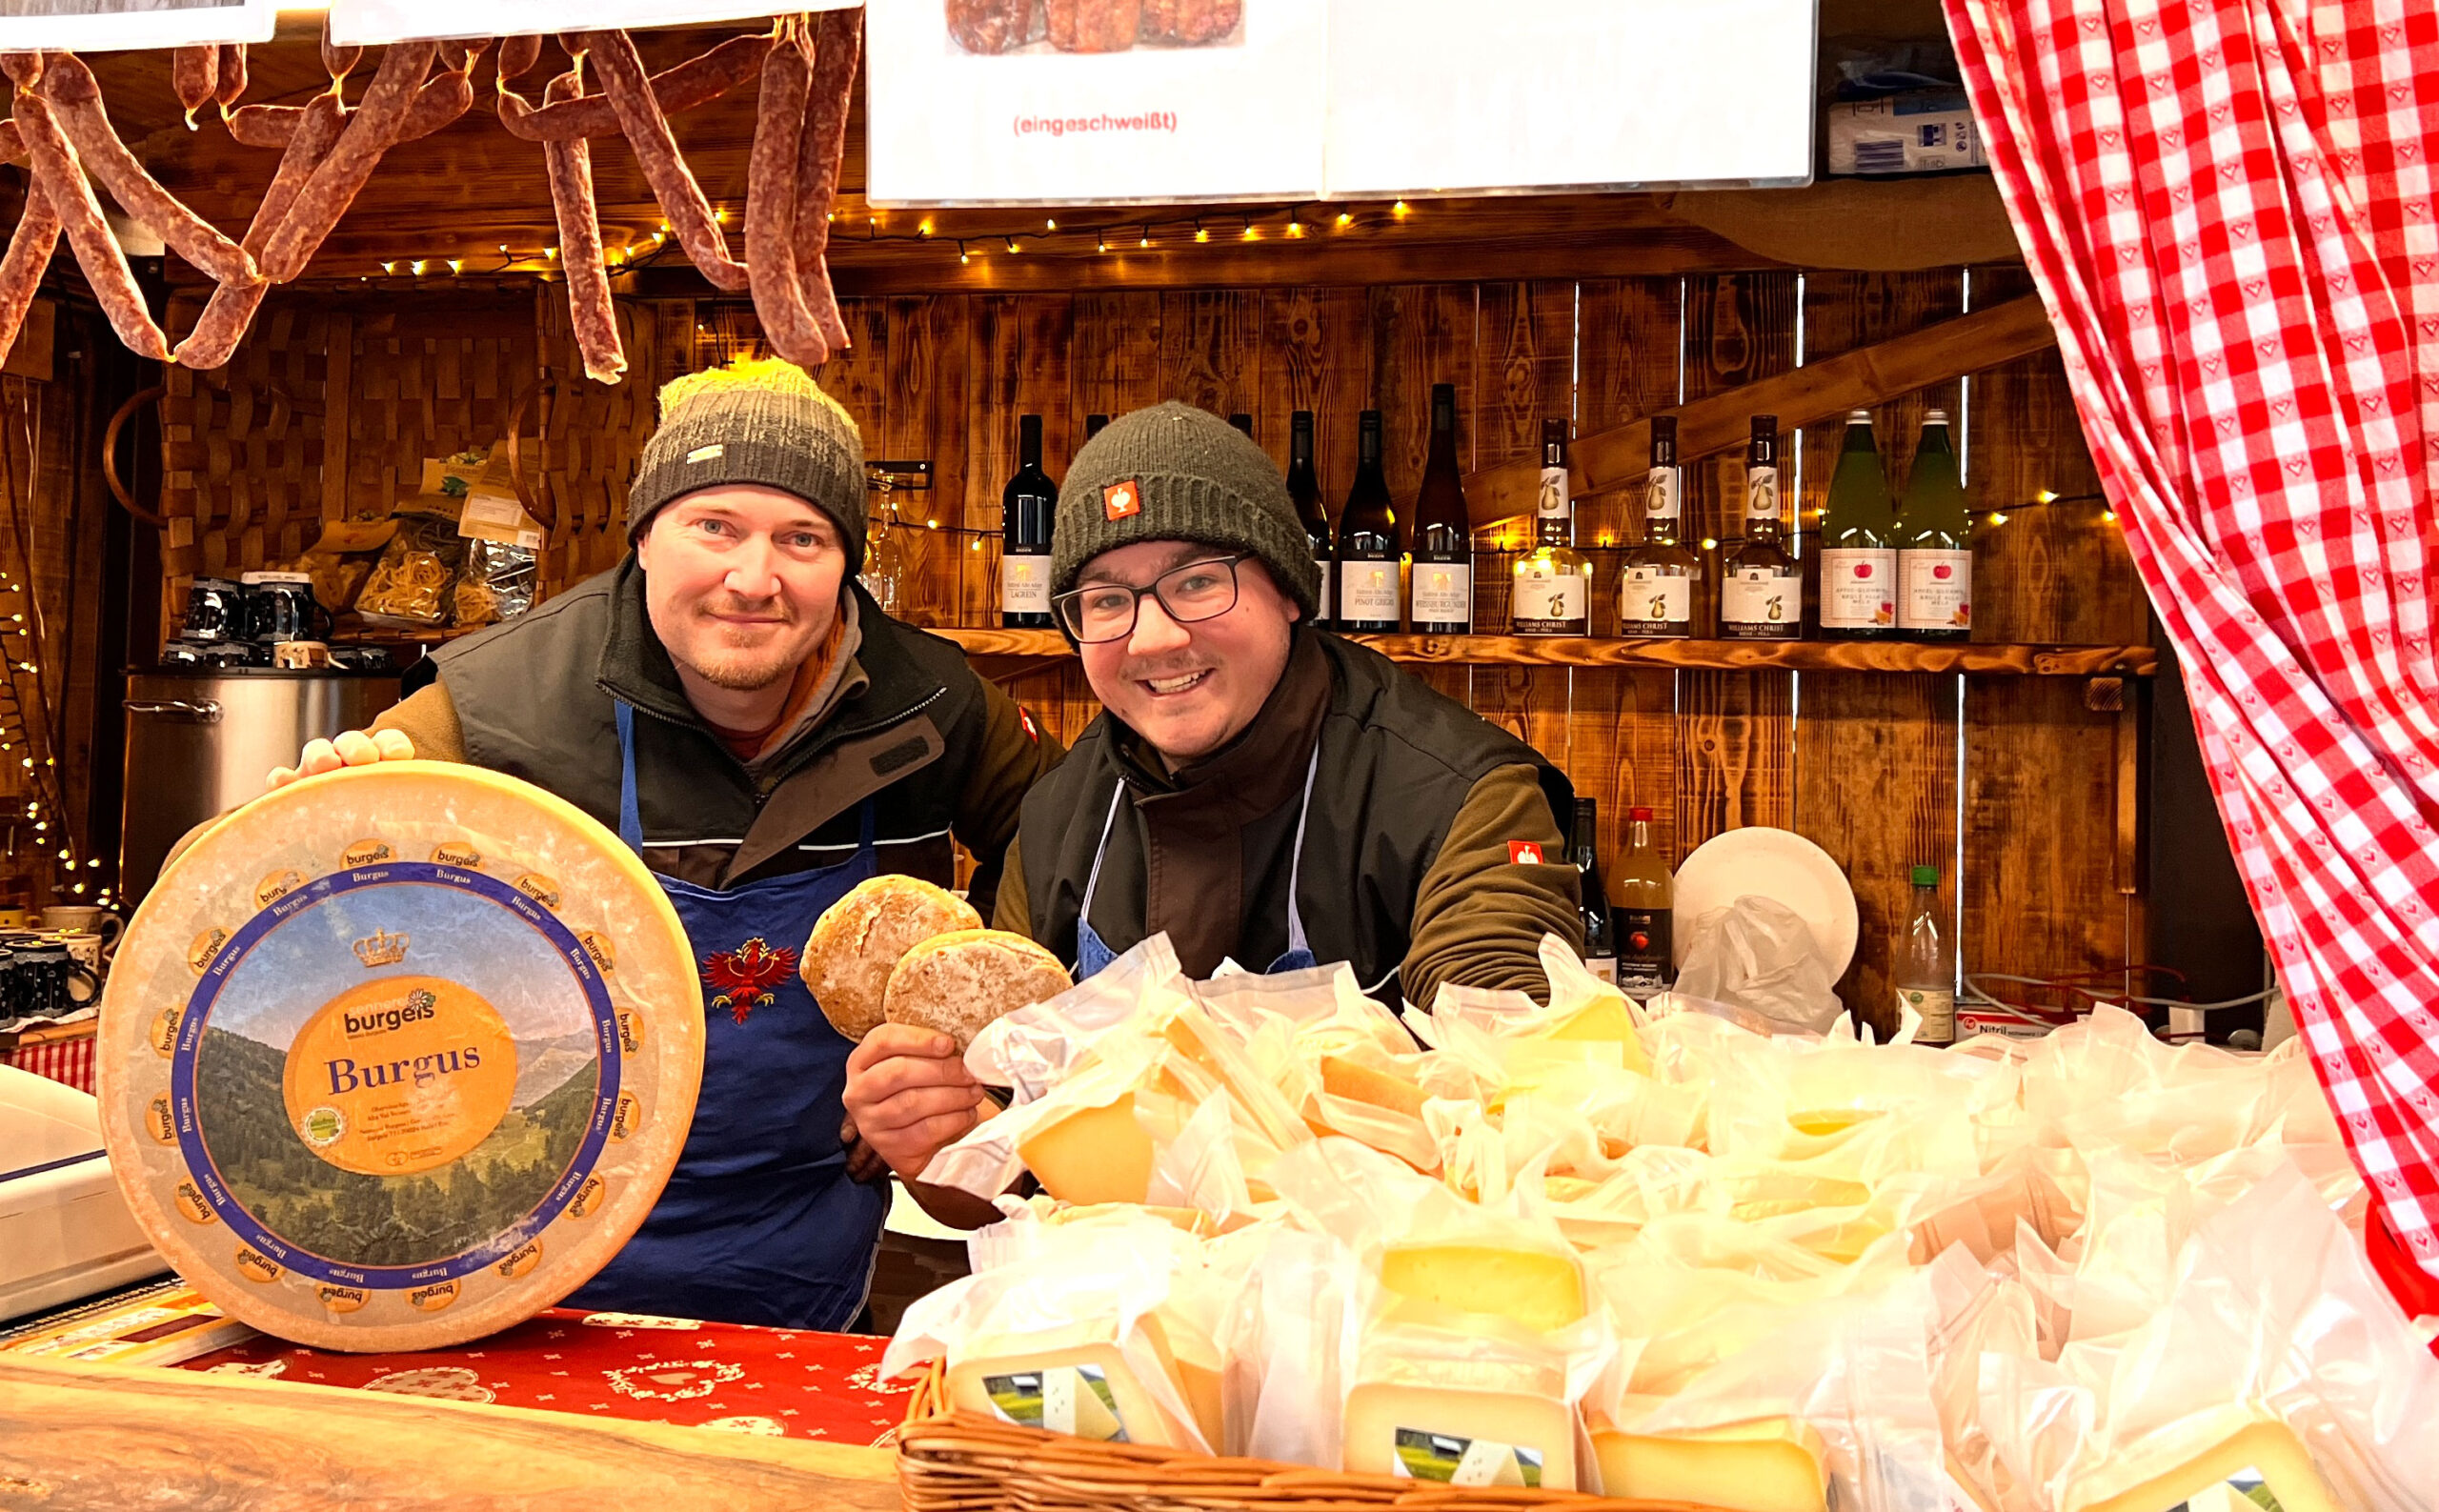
[1619,416,1699,637]
[1083,413,1110,440]
[1570,797,1617,983]
[1287,410,1335,630]
[1338,410,1401,633]
[1897,409,1972,641]
[1721,415,1801,640]
[1819,410,1899,638]
[999,413,1056,629]
[1408,384,1473,635]
[1606,805,1672,1001]
[1512,418,1592,636]
[1228,412,1255,438]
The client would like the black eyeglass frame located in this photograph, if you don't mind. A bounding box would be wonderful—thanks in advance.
[1050,552,1257,644]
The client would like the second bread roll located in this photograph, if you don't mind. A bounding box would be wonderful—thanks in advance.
[882,928,1073,1049]
[802,875,981,1040]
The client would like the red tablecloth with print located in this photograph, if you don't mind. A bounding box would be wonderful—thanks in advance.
[173,1307,917,1446]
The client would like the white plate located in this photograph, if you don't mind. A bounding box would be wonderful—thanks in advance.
[1670,827,1860,978]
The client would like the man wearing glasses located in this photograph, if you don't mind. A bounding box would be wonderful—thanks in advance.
[844,404,1581,1187]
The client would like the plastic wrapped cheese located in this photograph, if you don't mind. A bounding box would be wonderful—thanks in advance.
[1588,1406,1829,1512]
[96,762,703,1352]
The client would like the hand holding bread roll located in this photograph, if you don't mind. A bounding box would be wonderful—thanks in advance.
[883,928,1073,1050]
[803,874,980,1040]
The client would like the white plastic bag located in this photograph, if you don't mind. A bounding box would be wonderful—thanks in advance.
[1674,895,1846,1035]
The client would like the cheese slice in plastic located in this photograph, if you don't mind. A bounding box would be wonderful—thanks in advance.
[945,1326,1197,1449]
[1379,1240,1587,1334]
[2061,1415,2338,1512]
[1019,1093,1157,1207]
[1319,1054,1431,1119]
[1532,997,1652,1076]
[1343,1349,1576,1491]
[1589,1413,1829,1512]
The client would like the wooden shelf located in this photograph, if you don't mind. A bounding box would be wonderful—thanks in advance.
[937,628,2156,677]
[335,621,493,647]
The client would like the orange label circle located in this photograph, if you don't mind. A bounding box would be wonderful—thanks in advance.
[278,975,519,1178]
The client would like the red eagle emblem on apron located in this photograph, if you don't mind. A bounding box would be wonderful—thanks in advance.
[699,937,800,1025]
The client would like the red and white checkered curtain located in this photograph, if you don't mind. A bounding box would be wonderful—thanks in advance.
[1942,0,2439,1294]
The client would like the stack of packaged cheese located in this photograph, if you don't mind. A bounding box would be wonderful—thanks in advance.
[884,937,2439,1512]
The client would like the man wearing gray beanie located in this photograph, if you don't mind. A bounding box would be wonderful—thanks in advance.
[847,403,1584,1194]
[258,357,1059,1325]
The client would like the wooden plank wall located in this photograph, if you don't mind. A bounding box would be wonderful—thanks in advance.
[163,272,2147,1025]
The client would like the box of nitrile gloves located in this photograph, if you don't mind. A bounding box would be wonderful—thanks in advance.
[1827,91,1987,175]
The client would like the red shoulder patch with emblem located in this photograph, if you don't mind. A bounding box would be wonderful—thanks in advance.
[1018,706,1040,744]
[1507,840,1546,866]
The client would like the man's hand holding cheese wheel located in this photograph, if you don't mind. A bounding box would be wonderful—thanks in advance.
[267,726,415,791]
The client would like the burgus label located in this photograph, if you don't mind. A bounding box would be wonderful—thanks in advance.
[1409,562,1472,627]
[999,554,1053,614]
[1899,550,1972,630]
[1620,567,1692,629]
[279,977,517,1179]
[1819,548,1897,628]
[1722,570,1798,635]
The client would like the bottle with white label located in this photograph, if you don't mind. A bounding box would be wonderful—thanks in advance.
[1897,409,1972,640]
[1619,415,1698,637]
[1721,414,1801,640]
[1338,410,1401,633]
[1511,419,1592,636]
[1408,383,1473,634]
[1895,863,1955,1045]
[999,413,1056,629]
[1818,410,1899,639]
[1286,410,1335,629]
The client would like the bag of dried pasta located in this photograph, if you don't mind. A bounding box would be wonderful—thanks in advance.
[354,511,465,628]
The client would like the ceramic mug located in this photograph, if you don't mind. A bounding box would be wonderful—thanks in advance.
[0,908,30,931]
[273,639,332,669]
[41,905,122,961]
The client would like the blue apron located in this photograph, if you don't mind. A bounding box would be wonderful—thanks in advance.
[1075,747,1321,980]
[566,703,889,1331]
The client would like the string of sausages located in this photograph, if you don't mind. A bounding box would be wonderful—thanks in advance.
[0,10,864,382]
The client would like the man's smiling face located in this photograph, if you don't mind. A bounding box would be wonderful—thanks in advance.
[1072,539,1300,770]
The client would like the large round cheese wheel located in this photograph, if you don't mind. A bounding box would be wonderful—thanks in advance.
[97,761,703,1352]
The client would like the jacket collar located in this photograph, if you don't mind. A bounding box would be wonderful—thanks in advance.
[594,555,935,768]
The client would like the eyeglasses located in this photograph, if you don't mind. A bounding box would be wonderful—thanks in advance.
[1053,553,1253,643]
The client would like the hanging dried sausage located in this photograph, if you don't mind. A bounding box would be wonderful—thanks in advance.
[224,103,302,149]
[579,30,748,292]
[10,92,169,360]
[214,44,248,109]
[321,23,361,85]
[173,46,216,125]
[795,8,862,353]
[540,71,625,384]
[0,182,61,368]
[745,28,826,368]
[498,34,544,82]
[42,52,257,286]
[496,32,771,142]
[0,119,22,168]
[258,41,437,282]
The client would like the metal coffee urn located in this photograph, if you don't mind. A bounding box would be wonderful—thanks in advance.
[119,666,400,902]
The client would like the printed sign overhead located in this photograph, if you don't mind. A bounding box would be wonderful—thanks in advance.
[0,0,276,56]
[867,0,1811,205]
[325,0,857,49]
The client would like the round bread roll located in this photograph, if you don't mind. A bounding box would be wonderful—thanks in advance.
[882,928,1073,1049]
[802,875,981,1040]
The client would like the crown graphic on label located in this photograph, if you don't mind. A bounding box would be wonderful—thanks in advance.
[353,928,410,968]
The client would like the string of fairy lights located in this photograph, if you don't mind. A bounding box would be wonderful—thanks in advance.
[0,386,100,910]
[360,199,1419,281]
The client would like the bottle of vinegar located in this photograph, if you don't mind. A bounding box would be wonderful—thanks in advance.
[1287,410,1335,631]
[1819,410,1899,639]
[1620,416,1699,637]
[1895,863,1956,1046]
[1408,384,1474,635]
[1721,415,1801,640]
[1338,411,1401,633]
[1898,409,1973,641]
[1512,419,1592,636]
[999,413,1057,629]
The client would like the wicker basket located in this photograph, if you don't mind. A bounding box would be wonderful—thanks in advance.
[896,1362,1732,1512]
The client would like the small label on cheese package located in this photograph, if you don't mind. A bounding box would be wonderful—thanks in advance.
[983,1365,1133,1441]
[1392,1427,1544,1488]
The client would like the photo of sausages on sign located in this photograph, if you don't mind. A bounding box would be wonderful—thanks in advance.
[0,0,235,13]
[947,0,1245,56]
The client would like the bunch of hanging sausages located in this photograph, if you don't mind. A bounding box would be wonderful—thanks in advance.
[0,10,863,383]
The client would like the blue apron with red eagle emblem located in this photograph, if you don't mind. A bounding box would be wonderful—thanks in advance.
[566,703,889,1330]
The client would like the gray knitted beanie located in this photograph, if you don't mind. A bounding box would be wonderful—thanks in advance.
[628,359,868,569]
[1053,402,1322,617]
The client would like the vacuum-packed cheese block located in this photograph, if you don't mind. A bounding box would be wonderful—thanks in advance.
[1342,1349,1576,1491]
[2061,1414,2338,1512]
[1319,1053,1431,1119]
[945,1321,1197,1447]
[1589,1411,1829,1512]
[1378,1240,1588,1334]
[1019,1093,1156,1207]
[96,762,703,1352]
[1532,997,1652,1075]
